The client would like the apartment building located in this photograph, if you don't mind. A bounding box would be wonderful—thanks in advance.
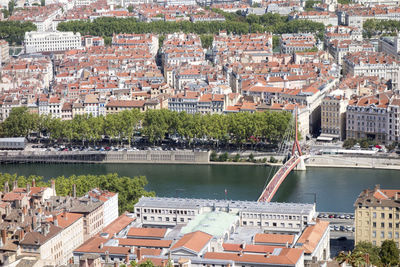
[87,189,119,227]
[289,11,338,26]
[20,223,64,266]
[69,198,104,241]
[25,31,82,54]
[48,212,84,265]
[211,33,273,64]
[328,40,375,65]
[105,100,146,114]
[346,92,390,143]
[111,34,159,56]
[321,93,349,140]
[0,40,9,65]
[343,52,400,90]
[380,34,400,59]
[387,96,400,143]
[354,185,400,247]
[280,34,316,54]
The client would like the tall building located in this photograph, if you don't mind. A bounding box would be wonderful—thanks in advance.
[321,92,349,140]
[0,40,9,65]
[354,185,400,247]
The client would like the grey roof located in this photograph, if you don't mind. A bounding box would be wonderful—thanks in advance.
[0,137,26,142]
[135,197,314,215]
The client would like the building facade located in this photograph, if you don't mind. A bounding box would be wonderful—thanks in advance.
[25,31,82,54]
[354,185,400,247]
[321,94,349,140]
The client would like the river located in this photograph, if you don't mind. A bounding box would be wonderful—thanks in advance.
[1,163,399,212]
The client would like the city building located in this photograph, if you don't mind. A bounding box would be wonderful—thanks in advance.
[134,197,316,232]
[24,31,82,54]
[86,189,119,227]
[343,52,400,90]
[280,34,317,54]
[0,40,9,65]
[320,92,349,140]
[354,185,400,247]
[346,92,391,143]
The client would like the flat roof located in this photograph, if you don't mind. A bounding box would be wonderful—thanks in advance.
[0,137,26,142]
[135,197,315,215]
[181,211,238,238]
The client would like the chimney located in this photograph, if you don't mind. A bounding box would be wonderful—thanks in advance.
[32,179,36,187]
[73,184,76,198]
[12,180,18,191]
[136,247,142,261]
[125,254,129,264]
[53,215,58,227]
[63,210,68,220]
[18,229,24,240]
[51,180,56,195]
[26,183,31,193]
[113,262,118,267]
[99,243,104,249]
[395,193,398,201]
[4,181,9,193]
[22,206,27,216]
[32,215,37,230]
[374,184,380,191]
[1,229,6,245]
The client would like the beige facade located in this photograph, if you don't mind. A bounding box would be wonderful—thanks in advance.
[70,200,104,241]
[321,94,349,140]
[354,185,400,247]
[0,40,9,65]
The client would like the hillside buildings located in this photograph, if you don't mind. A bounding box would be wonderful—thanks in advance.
[354,185,400,247]
[0,181,118,266]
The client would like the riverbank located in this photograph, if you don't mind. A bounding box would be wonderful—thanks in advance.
[304,155,400,170]
[1,150,400,170]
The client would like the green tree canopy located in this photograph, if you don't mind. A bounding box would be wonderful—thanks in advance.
[0,172,155,214]
[380,240,400,266]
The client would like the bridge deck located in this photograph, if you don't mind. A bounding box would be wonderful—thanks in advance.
[258,155,301,202]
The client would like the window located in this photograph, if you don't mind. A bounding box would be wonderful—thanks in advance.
[381,213,385,219]
[381,222,385,228]
[373,222,377,228]
[372,231,376,238]
[388,232,393,239]
[381,231,385,238]
[273,222,277,227]
[389,223,393,228]
[389,213,393,219]
[373,212,377,218]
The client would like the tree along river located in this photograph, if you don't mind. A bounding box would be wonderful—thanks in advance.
[1,163,399,212]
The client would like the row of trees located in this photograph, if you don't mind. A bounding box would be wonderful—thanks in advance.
[0,107,292,145]
[363,19,400,38]
[0,21,37,45]
[57,13,325,40]
[336,241,400,267]
[0,172,154,214]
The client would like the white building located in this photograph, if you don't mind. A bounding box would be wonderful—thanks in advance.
[134,197,316,232]
[87,189,119,227]
[343,52,400,90]
[53,212,85,265]
[24,31,82,54]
